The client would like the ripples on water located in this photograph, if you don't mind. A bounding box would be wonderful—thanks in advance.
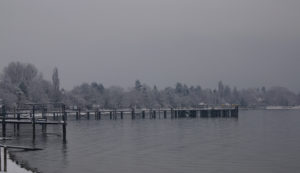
[3,110,300,173]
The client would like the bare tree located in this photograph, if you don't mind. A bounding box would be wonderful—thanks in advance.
[52,67,61,103]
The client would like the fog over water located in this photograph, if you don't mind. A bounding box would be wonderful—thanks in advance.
[1,0,300,91]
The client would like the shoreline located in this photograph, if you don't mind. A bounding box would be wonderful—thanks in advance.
[6,150,40,173]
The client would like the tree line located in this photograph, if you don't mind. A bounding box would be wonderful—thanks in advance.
[1,62,299,109]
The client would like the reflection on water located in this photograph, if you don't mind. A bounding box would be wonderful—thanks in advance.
[3,110,300,173]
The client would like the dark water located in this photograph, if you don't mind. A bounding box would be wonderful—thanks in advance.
[4,110,300,173]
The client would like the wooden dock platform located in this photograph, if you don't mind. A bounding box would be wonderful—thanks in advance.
[0,103,238,143]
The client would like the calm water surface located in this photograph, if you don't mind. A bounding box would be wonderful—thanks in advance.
[4,110,300,173]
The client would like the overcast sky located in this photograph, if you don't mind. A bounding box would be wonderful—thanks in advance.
[1,0,300,92]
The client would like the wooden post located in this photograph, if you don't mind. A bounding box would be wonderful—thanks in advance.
[131,108,135,119]
[87,112,90,120]
[99,111,102,120]
[120,111,123,119]
[2,105,6,137]
[153,110,156,119]
[235,106,239,117]
[114,109,117,120]
[164,110,167,119]
[4,146,7,172]
[62,104,67,143]
[0,146,2,171]
[142,111,145,119]
[76,111,79,120]
[17,112,20,135]
[79,108,81,120]
[110,111,112,120]
[158,109,161,119]
[171,108,174,119]
[149,109,152,119]
[42,107,47,134]
[32,105,36,141]
[13,108,16,134]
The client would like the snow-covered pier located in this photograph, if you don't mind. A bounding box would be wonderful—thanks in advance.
[0,104,238,144]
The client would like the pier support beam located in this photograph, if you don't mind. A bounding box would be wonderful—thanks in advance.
[62,105,67,143]
[4,146,7,172]
[17,113,20,135]
[32,105,36,141]
[87,112,90,120]
[76,111,79,120]
[2,106,6,137]
[153,110,156,119]
[42,107,47,134]
[131,108,135,119]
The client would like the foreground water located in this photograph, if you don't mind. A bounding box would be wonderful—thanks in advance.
[3,110,300,173]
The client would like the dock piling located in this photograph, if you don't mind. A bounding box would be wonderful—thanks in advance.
[32,105,36,141]
[2,106,6,137]
[62,105,67,143]
[3,146,7,172]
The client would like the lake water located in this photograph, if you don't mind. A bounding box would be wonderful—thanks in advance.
[3,110,300,173]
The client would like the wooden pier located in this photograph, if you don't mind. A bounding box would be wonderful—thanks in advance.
[69,106,238,120]
[0,103,67,143]
[1,103,238,143]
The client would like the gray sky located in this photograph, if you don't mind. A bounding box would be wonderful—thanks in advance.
[1,0,300,92]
